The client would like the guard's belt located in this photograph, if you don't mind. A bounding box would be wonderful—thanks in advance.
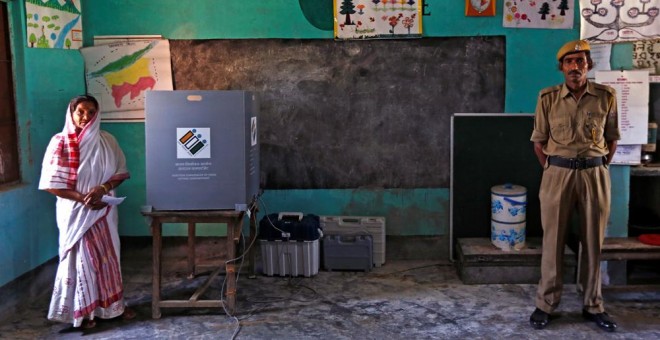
[548,156,604,170]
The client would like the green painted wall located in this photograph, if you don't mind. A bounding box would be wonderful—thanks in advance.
[0,0,633,287]
[261,188,448,236]
[0,1,85,287]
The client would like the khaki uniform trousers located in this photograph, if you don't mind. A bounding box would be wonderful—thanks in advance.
[535,163,610,314]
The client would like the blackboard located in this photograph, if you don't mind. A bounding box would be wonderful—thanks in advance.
[450,114,543,259]
[170,38,505,189]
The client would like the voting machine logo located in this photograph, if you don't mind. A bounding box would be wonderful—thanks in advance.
[177,128,210,159]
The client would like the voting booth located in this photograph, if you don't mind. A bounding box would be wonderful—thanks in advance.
[145,90,260,211]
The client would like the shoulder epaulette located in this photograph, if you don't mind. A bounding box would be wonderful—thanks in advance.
[539,85,561,97]
[592,83,616,96]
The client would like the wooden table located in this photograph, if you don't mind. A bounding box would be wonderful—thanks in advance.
[142,207,257,318]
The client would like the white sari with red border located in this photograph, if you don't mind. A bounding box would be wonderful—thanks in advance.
[39,105,130,327]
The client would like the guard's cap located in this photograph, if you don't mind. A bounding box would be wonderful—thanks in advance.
[556,40,590,61]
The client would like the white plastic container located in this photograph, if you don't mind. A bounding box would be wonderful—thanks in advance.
[491,184,526,251]
[260,239,319,277]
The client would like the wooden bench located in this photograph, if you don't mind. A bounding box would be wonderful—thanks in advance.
[457,237,576,284]
[578,237,660,291]
[600,237,660,261]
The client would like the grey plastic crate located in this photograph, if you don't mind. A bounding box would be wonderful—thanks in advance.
[320,216,385,267]
[323,234,373,272]
[260,239,319,277]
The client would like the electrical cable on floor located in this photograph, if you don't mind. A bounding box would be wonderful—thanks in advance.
[213,198,260,340]
[368,263,452,278]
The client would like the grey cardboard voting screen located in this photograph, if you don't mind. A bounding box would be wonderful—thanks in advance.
[145,90,259,211]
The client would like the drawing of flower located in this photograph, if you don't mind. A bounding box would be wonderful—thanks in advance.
[388,15,399,34]
[402,13,416,34]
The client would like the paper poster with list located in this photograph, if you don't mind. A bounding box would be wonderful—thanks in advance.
[596,70,649,145]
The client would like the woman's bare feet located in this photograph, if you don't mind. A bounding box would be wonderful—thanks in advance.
[81,319,96,329]
[122,307,137,320]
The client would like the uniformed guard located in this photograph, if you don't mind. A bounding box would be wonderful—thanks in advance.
[529,39,620,332]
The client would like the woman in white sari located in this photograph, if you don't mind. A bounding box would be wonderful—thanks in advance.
[39,95,134,328]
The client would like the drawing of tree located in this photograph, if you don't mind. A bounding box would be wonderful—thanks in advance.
[557,0,569,16]
[37,26,49,48]
[340,0,356,25]
[29,33,37,47]
[65,38,71,49]
[539,2,550,20]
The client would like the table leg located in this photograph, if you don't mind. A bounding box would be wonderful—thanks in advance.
[152,219,162,319]
[249,208,257,278]
[225,218,237,313]
[188,222,196,279]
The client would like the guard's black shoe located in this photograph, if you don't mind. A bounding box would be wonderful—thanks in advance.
[529,308,550,329]
[582,309,617,332]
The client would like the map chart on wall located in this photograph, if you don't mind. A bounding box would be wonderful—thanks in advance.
[25,0,82,49]
[80,40,173,122]
[580,0,660,43]
[503,0,574,29]
[334,0,423,39]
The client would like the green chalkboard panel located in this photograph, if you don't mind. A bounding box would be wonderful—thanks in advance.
[450,114,543,259]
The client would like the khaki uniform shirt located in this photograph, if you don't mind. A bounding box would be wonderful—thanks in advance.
[530,81,620,158]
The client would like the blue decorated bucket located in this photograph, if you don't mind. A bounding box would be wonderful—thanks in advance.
[491,184,526,251]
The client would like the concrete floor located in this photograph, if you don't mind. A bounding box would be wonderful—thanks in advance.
[1,238,659,340]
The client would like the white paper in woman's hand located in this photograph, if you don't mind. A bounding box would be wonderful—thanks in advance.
[101,195,126,205]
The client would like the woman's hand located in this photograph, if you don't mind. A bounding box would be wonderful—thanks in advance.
[87,200,109,210]
[83,186,107,207]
